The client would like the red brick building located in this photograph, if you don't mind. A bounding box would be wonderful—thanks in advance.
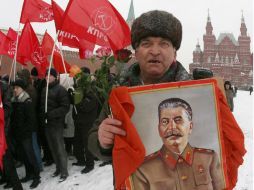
[189,12,253,88]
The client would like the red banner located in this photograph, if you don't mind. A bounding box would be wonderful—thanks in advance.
[61,0,131,52]
[18,21,48,77]
[20,0,54,23]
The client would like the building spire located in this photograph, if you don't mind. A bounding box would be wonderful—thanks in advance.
[207,8,211,22]
[241,10,245,23]
[240,10,247,36]
[206,9,213,35]
[126,0,135,26]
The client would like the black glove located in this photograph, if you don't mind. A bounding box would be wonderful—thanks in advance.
[193,68,213,80]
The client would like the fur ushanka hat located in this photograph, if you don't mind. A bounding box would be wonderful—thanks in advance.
[131,10,182,50]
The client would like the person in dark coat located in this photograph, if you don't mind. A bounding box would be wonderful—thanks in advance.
[249,86,253,95]
[17,69,43,171]
[72,67,99,174]
[10,78,41,189]
[40,68,70,182]
[0,79,23,190]
[224,81,234,112]
[30,67,54,167]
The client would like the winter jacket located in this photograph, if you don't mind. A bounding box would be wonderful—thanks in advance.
[120,61,190,86]
[40,80,70,128]
[225,89,234,112]
[88,61,190,161]
[63,105,75,138]
[0,80,11,130]
[73,92,98,131]
[10,91,36,141]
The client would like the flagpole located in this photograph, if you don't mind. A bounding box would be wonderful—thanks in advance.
[58,41,67,74]
[0,55,2,70]
[58,40,71,88]
[45,30,60,123]
[8,60,14,85]
[57,34,76,114]
[13,23,21,82]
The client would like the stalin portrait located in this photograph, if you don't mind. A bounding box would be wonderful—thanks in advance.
[131,97,225,190]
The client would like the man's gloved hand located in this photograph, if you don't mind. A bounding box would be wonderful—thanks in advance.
[193,68,213,80]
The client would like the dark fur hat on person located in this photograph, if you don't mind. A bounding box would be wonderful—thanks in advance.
[12,78,26,89]
[45,68,58,78]
[31,67,38,77]
[224,80,233,90]
[131,10,182,50]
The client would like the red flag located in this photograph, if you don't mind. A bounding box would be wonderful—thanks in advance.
[51,0,95,53]
[5,28,18,58]
[53,52,71,74]
[61,0,131,51]
[6,28,18,41]
[41,31,70,74]
[0,92,6,169]
[0,31,7,55]
[18,21,49,77]
[20,0,54,24]
[51,0,80,49]
[0,29,27,65]
[51,0,63,31]
[41,31,60,56]
[78,39,95,59]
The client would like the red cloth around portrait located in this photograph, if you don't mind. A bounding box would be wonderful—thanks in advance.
[109,81,246,190]
[109,87,145,190]
[216,86,246,190]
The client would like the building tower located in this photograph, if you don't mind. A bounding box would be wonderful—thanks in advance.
[238,11,251,57]
[193,40,203,64]
[203,9,216,64]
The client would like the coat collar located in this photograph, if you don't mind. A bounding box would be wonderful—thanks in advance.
[122,61,187,87]
[159,143,194,169]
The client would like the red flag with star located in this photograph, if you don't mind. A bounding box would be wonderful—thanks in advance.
[61,0,131,52]
[18,21,48,77]
[20,0,54,23]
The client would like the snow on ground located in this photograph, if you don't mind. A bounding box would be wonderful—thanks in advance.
[0,90,252,190]
[233,90,253,190]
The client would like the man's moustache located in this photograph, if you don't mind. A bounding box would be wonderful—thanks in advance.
[164,130,183,138]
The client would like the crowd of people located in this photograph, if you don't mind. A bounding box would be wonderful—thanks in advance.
[0,66,112,190]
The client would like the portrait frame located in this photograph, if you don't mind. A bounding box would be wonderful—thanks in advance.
[122,79,228,189]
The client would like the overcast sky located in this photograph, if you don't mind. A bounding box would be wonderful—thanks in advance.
[0,0,252,70]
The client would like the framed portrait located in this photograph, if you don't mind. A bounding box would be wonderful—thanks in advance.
[111,79,228,190]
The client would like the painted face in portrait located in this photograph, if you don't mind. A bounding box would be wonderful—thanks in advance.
[158,106,193,153]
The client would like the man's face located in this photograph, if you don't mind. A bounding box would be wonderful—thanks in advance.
[158,106,192,152]
[135,37,176,81]
[46,75,56,84]
[13,86,23,97]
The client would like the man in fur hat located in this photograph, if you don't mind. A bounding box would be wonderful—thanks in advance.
[10,78,41,188]
[40,68,70,182]
[88,10,190,161]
